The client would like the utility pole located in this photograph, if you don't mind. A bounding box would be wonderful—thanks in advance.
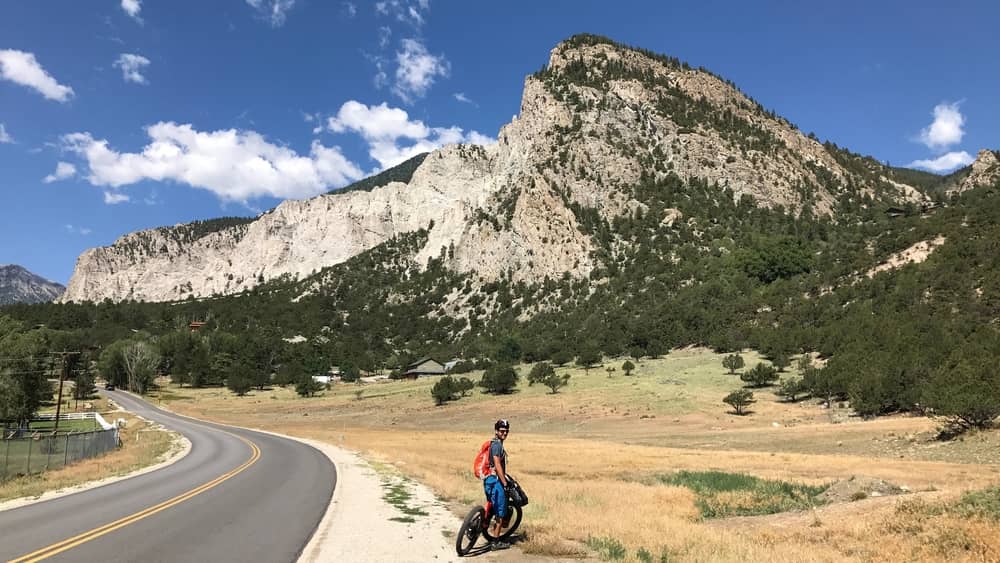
[53,352,80,433]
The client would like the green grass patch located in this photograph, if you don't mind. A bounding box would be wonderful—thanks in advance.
[585,536,627,560]
[27,419,98,432]
[951,487,1000,520]
[655,470,828,518]
[381,481,429,519]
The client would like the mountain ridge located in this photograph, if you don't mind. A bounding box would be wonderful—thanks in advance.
[0,265,65,305]
[60,34,998,304]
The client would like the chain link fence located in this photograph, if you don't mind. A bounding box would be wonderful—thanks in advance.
[1,414,121,481]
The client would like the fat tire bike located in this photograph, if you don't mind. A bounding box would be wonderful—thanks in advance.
[455,476,525,556]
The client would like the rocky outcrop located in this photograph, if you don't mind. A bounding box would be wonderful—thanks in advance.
[0,265,64,305]
[63,35,936,303]
[955,149,1000,194]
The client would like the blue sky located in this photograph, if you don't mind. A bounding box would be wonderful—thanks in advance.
[1,0,998,285]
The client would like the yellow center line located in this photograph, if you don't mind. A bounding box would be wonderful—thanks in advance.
[8,431,261,563]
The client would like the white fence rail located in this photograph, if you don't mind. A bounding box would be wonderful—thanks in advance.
[33,412,116,430]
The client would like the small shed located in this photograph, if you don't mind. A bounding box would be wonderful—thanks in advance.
[404,357,445,378]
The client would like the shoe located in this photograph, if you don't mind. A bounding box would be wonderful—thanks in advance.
[490,541,511,550]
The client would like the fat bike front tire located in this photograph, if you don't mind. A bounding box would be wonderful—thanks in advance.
[456,506,485,556]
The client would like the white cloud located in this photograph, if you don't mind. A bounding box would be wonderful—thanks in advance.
[341,2,357,18]
[917,102,966,151]
[113,54,151,84]
[326,100,494,169]
[0,123,12,143]
[378,26,392,49]
[65,224,92,235]
[121,0,142,23]
[0,49,74,102]
[393,39,449,103]
[103,191,130,204]
[246,0,296,27]
[375,0,427,28]
[453,92,475,105]
[907,151,975,173]
[43,161,77,183]
[328,100,429,140]
[62,122,365,202]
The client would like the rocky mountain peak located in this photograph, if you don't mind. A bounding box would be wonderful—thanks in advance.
[0,264,65,305]
[61,35,953,304]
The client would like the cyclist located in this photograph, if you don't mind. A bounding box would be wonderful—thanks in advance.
[484,419,511,549]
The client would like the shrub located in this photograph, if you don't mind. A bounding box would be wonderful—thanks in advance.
[778,377,807,402]
[527,362,555,386]
[551,349,573,366]
[741,362,778,387]
[923,356,1000,432]
[480,364,519,394]
[431,376,457,405]
[295,374,323,397]
[542,372,571,394]
[723,389,755,415]
[722,354,744,374]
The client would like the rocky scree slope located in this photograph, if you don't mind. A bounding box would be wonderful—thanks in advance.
[63,34,971,304]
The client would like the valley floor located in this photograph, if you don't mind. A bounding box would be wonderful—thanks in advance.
[157,348,1000,562]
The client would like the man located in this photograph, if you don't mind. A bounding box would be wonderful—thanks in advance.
[484,418,511,549]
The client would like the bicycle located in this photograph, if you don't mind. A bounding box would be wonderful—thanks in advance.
[455,475,526,556]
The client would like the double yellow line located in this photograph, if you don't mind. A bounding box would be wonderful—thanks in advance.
[9,432,261,563]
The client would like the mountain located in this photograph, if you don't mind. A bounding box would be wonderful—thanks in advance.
[0,265,65,305]
[61,34,995,304]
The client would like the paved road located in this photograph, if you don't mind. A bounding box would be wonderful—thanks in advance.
[0,390,336,562]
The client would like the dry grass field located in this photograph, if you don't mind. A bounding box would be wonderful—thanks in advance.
[0,396,179,504]
[157,348,1000,562]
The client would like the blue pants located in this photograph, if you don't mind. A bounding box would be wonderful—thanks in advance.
[483,475,507,518]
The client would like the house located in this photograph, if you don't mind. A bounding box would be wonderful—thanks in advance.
[188,321,206,332]
[404,357,445,378]
[312,375,332,385]
[443,358,463,372]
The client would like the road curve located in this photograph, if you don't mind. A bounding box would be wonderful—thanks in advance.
[0,390,337,563]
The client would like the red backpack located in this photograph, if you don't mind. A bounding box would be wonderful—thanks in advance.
[473,439,493,480]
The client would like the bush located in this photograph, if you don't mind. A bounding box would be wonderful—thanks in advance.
[622,360,635,376]
[295,374,323,397]
[923,350,1000,431]
[741,362,778,387]
[778,377,807,402]
[527,362,555,386]
[542,372,571,394]
[431,375,458,405]
[551,349,572,366]
[480,364,519,394]
[448,360,476,374]
[723,389,755,415]
[722,354,744,374]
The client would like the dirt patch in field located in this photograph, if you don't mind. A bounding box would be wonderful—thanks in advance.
[819,476,907,503]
